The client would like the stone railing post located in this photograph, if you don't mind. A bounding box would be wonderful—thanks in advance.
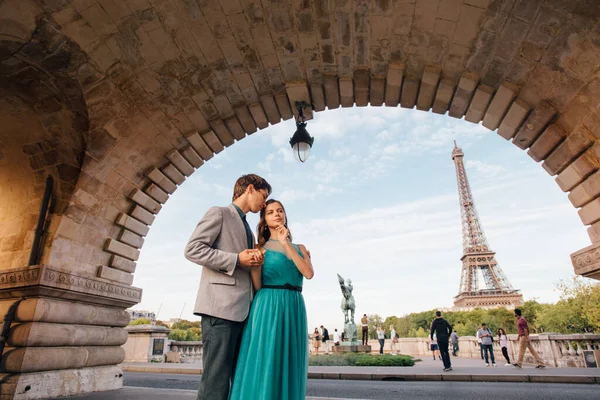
[122,325,170,363]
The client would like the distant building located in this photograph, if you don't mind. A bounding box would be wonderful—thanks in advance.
[127,309,156,323]
[166,318,182,328]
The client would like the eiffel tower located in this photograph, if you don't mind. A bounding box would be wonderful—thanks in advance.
[451,141,523,310]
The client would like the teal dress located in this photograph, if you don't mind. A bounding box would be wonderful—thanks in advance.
[230,241,308,400]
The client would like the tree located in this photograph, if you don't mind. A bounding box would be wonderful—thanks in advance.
[129,318,151,326]
[186,327,202,341]
[367,314,383,339]
[168,329,188,341]
[556,277,600,333]
[172,320,201,330]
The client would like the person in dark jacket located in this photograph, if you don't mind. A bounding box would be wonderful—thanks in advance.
[430,311,453,372]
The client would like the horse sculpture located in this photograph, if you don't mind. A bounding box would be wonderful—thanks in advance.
[337,274,355,324]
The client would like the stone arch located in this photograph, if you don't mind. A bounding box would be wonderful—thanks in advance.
[13,0,592,288]
[2,0,600,397]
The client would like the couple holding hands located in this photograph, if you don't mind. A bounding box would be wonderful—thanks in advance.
[184,174,314,400]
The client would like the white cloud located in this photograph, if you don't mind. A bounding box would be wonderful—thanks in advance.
[465,160,507,178]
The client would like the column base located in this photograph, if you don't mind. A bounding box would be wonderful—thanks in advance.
[0,366,123,400]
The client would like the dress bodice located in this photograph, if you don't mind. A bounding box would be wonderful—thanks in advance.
[261,241,304,287]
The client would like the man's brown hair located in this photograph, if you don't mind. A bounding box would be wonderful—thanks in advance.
[232,174,272,201]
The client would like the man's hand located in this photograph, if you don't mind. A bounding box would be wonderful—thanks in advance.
[238,249,264,268]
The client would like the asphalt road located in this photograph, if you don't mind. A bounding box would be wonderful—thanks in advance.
[124,372,599,399]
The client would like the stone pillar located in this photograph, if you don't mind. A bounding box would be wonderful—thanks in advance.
[0,264,141,400]
[123,325,170,363]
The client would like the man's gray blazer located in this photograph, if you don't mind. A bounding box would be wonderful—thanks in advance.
[184,204,254,322]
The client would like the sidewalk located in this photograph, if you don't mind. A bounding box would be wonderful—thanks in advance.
[120,356,600,384]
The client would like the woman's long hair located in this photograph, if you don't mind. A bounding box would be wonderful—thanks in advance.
[257,199,292,248]
[498,328,505,340]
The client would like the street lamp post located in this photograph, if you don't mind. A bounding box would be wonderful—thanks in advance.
[289,101,314,163]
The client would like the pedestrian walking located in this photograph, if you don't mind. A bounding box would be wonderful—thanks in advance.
[450,331,459,356]
[376,325,385,354]
[430,310,453,372]
[477,323,496,367]
[513,309,546,369]
[498,328,511,365]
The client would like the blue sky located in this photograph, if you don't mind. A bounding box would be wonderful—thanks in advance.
[132,106,590,331]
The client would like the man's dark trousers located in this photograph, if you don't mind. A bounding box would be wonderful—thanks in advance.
[362,326,368,346]
[437,338,451,369]
[483,344,495,365]
[452,342,459,356]
[197,315,244,400]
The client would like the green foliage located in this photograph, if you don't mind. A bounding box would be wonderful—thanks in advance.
[128,318,151,326]
[155,320,169,328]
[167,321,202,341]
[172,320,201,330]
[308,354,414,367]
[168,329,188,341]
[367,314,383,339]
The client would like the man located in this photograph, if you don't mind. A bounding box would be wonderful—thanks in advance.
[430,311,453,372]
[450,331,459,356]
[475,328,484,359]
[361,314,368,346]
[185,174,271,400]
[477,323,496,367]
[320,325,330,354]
[333,328,341,346]
[513,308,546,369]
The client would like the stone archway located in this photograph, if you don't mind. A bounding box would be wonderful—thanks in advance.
[1,0,600,398]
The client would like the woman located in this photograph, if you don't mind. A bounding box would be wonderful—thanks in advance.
[498,328,511,366]
[389,325,397,355]
[430,333,440,360]
[377,325,385,354]
[312,328,321,355]
[230,199,314,400]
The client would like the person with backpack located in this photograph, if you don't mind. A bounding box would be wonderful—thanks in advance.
[430,311,453,372]
[477,323,496,367]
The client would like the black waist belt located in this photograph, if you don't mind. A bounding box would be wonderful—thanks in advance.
[262,283,302,292]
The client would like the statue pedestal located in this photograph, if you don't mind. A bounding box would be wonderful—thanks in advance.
[332,322,370,353]
[331,344,372,353]
[345,322,358,343]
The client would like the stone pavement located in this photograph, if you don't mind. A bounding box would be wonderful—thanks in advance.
[59,356,600,399]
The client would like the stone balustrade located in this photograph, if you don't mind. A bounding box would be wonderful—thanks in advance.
[312,334,600,368]
[169,341,203,364]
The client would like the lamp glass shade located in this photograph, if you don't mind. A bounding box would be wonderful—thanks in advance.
[292,141,311,162]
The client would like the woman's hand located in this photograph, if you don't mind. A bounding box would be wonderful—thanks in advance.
[276,225,289,244]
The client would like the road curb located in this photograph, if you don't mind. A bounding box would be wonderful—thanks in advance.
[123,367,600,385]
[306,372,600,384]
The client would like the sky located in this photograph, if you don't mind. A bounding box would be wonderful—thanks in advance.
[131,106,590,331]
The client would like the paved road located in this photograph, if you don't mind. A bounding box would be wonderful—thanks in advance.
[124,372,599,399]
